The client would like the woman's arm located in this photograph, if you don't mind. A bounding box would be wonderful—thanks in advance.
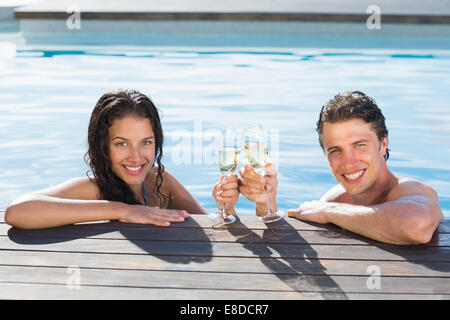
[5,177,189,229]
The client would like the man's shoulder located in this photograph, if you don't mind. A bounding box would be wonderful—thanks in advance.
[387,176,438,201]
[320,184,353,203]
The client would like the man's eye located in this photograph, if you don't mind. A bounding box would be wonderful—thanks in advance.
[330,149,340,154]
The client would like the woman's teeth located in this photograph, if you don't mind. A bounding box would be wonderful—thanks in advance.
[125,165,142,171]
[344,169,364,180]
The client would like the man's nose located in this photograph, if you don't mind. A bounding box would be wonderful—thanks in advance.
[343,149,358,167]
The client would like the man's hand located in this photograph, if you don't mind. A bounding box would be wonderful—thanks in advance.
[238,163,278,215]
[287,201,331,224]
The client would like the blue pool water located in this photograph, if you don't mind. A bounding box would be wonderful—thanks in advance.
[0,44,449,217]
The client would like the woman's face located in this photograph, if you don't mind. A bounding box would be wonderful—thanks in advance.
[108,115,156,187]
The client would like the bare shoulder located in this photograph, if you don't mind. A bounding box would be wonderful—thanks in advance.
[320,184,353,204]
[33,177,100,200]
[387,177,439,202]
[150,167,206,214]
[159,168,186,194]
[146,166,180,194]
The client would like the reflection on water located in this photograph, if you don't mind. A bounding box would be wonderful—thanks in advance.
[0,48,449,217]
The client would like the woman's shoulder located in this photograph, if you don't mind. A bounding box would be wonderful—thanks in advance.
[147,167,206,214]
[34,176,100,200]
[146,167,181,197]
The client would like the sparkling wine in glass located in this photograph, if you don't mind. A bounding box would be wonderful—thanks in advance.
[243,124,285,223]
[209,140,240,227]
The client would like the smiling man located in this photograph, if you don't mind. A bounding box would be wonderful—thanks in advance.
[239,91,443,244]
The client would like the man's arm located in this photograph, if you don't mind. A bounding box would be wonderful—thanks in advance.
[288,181,443,245]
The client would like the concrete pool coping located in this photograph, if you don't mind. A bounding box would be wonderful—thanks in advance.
[2,1,450,47]
[9,0,450,24]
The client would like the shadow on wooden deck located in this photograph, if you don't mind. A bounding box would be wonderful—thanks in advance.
[6,219,213,265]
[226,218,349,299]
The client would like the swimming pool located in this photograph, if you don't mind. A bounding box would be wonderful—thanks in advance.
[0,39,449,217]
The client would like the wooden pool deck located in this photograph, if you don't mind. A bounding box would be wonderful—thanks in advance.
[1,210,449,300]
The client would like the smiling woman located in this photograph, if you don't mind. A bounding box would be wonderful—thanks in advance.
[86,90,165,206]
[4,89,208,229]
[109,117,156,182]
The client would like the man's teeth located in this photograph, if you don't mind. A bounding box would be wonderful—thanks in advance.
[125,165,142,171]
[344,170,364,180]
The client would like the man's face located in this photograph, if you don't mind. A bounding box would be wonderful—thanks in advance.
[321,119,388,196]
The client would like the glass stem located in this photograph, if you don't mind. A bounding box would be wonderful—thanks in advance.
[262,171,274,215]
[220,203,227,218]
[265,192,274,214]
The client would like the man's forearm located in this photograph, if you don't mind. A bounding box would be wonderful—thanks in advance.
[255,194,278,216]
[324,202,397,243]
[325,200,434,245]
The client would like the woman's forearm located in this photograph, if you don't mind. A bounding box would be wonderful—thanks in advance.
[5,194,127,229]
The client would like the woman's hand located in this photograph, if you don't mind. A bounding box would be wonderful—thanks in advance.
[118,205,190,226]
[212,174,239,214]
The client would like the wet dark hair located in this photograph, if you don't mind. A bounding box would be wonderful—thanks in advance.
[316,90,390,161]
[84,89,166,205]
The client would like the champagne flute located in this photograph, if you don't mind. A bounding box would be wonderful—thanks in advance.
[243,123,285,223]
[209,135,240,227]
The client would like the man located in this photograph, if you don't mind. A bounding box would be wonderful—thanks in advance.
[237,91,443,244]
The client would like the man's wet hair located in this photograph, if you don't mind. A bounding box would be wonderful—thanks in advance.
[316,91,390,161]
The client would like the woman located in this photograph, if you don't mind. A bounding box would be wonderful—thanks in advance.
[5,89,211,229]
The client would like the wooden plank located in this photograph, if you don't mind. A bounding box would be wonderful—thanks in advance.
[1,250,449,278]
[2,212,449,233]
[1,208,449,300]
[0,212,347,231]
[2,221,449,247]
[1,236,450,262]
[0,282,448,300]
[0,282,311,300]
[1,265,449,296]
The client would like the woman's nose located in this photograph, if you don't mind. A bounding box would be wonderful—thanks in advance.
[127,145,142,162]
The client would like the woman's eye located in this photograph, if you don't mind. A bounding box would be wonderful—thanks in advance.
[116,142,127,147]
[143,140,153,145]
